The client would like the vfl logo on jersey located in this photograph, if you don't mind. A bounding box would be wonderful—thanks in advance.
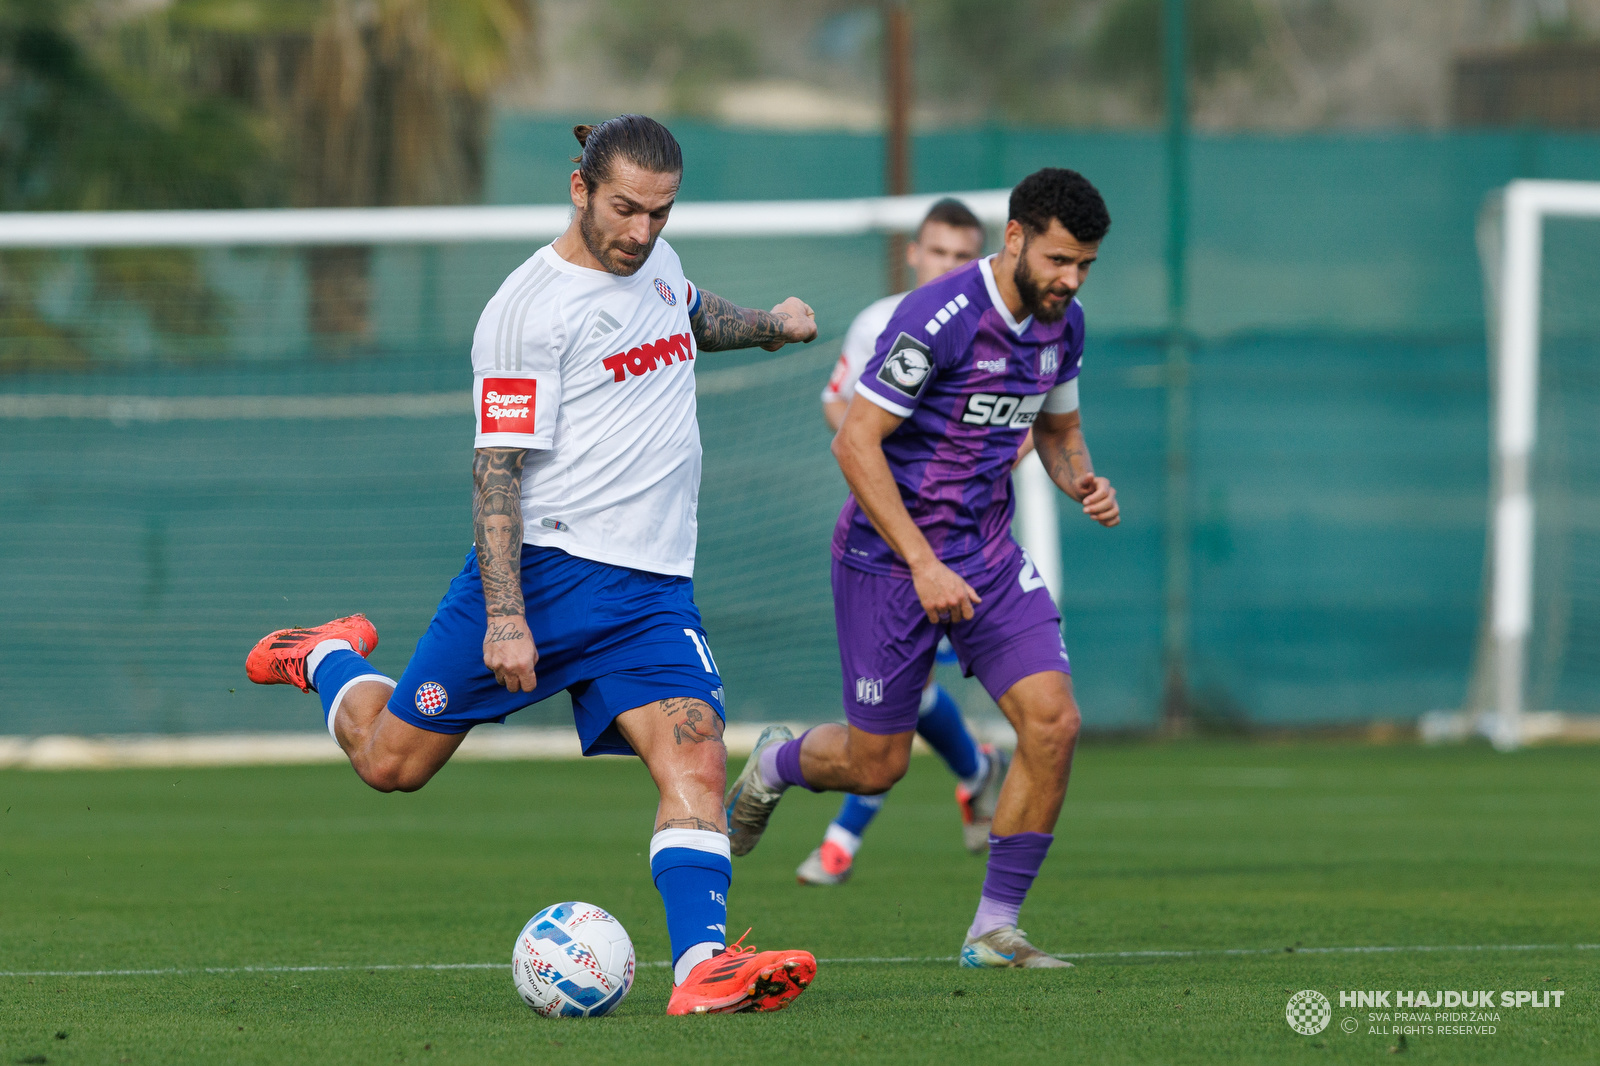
[653,278,676,306]
[1040,344,1060,377]
[961,392,1046,428]
[602,332,694,382]
[855,677,884,706]
[876,332,933,399]
[480,378,535,433]
[414,682,448,716]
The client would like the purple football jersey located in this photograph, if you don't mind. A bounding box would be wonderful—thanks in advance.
[832,256,1085,578]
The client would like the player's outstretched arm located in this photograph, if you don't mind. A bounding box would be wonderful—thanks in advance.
[691,289,817,352]
[832,399,982,622]
[1034,410,1119,527]
[473,447,540,691]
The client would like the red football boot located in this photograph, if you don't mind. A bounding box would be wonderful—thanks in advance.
[245,615,379,692]
[665,930,816,1015]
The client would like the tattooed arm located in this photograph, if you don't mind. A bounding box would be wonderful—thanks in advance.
[473,447,540,690]
[690,290,817,352]
[1033,410,1120,527]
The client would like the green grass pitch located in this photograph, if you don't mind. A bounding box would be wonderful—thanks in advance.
[2,740,1596,1064]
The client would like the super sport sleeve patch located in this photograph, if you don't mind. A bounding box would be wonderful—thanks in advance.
[821,352,853,403]
[474,373,556,449]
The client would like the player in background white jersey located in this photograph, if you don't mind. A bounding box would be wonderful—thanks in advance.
[797,199,1013,887]
[247,116,820,1016]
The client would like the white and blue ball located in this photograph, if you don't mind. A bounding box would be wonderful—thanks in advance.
[512,902,635,1018]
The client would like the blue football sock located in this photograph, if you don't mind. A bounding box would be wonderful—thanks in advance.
[309,647,393,740]
[649,829,731,984]
[916,683,980,780]
[832,793,885,838]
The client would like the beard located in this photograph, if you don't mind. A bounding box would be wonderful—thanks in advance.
[579,201,655,276]
[1012,245,1074,324]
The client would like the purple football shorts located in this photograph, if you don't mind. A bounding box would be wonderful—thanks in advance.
[831,541,1070,735]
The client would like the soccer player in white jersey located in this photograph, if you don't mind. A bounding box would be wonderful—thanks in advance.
[245,115,820,1016]
[797,199,1009,887]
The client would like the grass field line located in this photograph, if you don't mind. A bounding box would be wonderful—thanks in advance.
[5,942,1597,979]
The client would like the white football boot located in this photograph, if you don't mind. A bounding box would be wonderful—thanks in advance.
[725,724,793,857]
[956,745,1010,853]
[795,843,853,885]
[959,926,1074,968]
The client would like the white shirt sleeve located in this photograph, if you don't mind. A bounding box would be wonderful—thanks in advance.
[822,294,903,406]
[471,270,564,450]
[821,310,873,404]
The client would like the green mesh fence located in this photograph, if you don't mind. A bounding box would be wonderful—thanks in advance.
[3,125,1600,735]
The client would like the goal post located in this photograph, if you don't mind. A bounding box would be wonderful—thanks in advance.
[1450,180,1600,750]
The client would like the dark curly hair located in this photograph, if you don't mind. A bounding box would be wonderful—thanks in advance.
[1009,168,1110,243]
[571,115,682,191]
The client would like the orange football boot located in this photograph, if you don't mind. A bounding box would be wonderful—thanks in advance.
[665,930,816,1015]
[245,614,379,692]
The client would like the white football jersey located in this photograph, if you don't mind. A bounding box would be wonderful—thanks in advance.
[472,239,702,577]
[820,291,907,404]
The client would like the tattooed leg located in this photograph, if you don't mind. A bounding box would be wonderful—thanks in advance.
[614,697,729,833]
[656,815,724,833]
[660,696,726,747]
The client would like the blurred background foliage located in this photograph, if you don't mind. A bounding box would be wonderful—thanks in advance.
[0,0,536,367]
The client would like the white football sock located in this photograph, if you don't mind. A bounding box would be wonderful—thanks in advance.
[959,748,990,795]
[823,822,863,858]
[326,674,394,741]
[674,941,721,985]
[304,639,354,688]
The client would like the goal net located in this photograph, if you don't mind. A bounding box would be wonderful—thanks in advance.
[1449,181,1600,749]
[0,193,1054,737]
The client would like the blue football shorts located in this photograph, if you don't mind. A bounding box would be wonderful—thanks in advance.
[386,545,725,757]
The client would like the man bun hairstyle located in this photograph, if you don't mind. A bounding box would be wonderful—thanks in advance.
[919,197,984,235]
[1009,168,1110,243]
[571,115,683,191]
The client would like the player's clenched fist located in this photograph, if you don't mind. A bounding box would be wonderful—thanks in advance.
[483,616,539,692]
[761,297,818,351]
[910,558,984,624]
[1074,473,1119,527]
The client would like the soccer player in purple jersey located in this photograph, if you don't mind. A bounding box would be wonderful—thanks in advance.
[726,168,1119,967]
[799,198,1008,888]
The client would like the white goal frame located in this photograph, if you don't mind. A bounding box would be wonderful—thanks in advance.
[1481,180,1600,750]
[0,189,1066,604]
[0,192,1007,247]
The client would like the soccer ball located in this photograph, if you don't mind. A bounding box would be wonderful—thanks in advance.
[512,902,636,1018]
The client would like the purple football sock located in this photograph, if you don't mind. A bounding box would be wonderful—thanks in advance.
[968,831,1054,939]
[758,730,818,792]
